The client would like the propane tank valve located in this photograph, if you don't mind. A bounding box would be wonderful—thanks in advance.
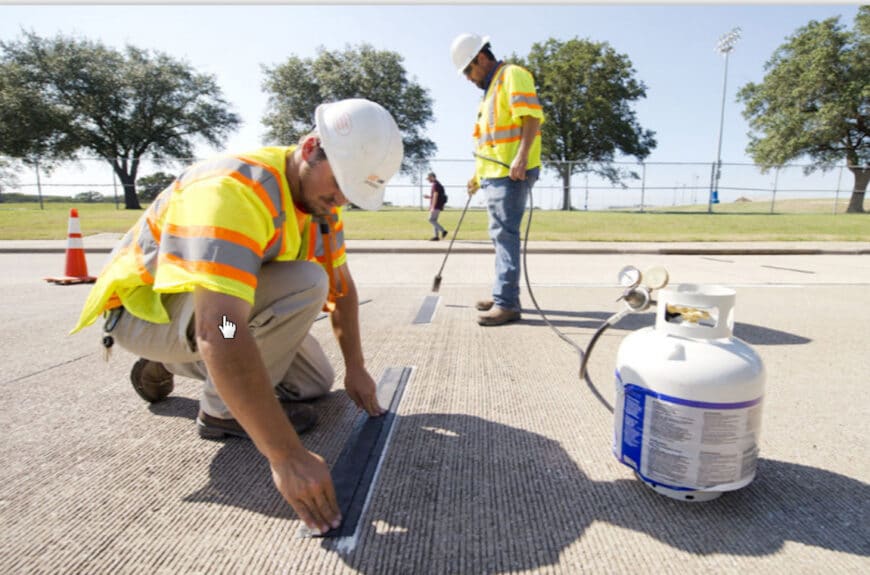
[580,265,670,379]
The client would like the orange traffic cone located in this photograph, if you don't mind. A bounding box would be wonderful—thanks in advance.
[45,208,97,285]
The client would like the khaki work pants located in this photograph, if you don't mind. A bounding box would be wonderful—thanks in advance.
[111,261,334,419]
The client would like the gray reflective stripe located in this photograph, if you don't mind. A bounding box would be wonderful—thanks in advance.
[134,189,169,274]
[150,186,171,215]
[136,217,159,276]
[313,214,344,259]
[263,212,286,261]
[161,233,261,277]
[483,64,512,145]
[117,230,134,251]
[510,94,541,107]
[477,127,523,147]
[109,228,135,261]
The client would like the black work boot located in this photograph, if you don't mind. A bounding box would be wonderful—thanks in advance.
[130,358,174,403]
[197,403,318,440]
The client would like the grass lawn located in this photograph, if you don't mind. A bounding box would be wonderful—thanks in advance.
[0,200,867,241]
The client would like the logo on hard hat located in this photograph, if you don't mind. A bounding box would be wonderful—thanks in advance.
[333,112,352,136]
[363,174,385,188]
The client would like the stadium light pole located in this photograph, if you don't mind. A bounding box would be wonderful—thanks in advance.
[709,26,742,213]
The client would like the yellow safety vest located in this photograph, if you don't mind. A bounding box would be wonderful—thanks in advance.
[71,146,347,333]
[473,63,545,180]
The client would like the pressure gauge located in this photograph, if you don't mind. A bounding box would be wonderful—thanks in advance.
[643,266,670,290]
[618,265,642,288]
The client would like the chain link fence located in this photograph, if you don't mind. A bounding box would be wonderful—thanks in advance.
[0,155,864,214]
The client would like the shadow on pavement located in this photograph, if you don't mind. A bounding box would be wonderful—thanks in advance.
[151,404,869,570]
[168,393,356,520]
[331,414,867,573]
[521,309,810,345]
[145,387,861,573]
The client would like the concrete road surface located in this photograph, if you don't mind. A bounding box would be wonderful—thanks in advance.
[1,244,868,574]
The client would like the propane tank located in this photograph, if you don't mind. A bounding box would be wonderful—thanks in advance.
[613,284,765,502]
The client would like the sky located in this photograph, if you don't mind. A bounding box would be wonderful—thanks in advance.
[0,2,864,208]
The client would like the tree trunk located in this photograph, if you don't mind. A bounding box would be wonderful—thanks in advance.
[845,167,868,214]
[561,165,572,211]
[111,158,142,210]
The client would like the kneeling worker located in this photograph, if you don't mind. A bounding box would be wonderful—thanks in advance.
[70,98,404,535]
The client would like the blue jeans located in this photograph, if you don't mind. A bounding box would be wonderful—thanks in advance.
[482,168,539,311]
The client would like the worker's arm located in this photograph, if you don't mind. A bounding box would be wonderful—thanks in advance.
[509,115,541,181]
[329,263,384,417]
[193,287,340,534]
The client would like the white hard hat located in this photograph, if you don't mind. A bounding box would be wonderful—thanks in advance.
[315,98,404,211]
[450,33,490,74]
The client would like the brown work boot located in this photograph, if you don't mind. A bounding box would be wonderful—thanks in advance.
[196,403,318,440]
[477,306,521,326]
[130,358,174,403]
[476,299,494,311]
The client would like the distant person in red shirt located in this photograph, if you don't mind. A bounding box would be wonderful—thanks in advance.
[424,171,448,241]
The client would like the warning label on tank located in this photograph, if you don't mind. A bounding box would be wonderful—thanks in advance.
[614,375,762,492]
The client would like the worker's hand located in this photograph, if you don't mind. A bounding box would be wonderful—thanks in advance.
[510,155,528,181]
[467,177,480,195]
[344,367,385,417]
[271,448,341,534]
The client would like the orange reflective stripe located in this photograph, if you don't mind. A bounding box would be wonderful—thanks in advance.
[490,135,522,145]
[160,252,257,288]
[178,167,279,219]
[228,172,278,218]
[163,223,263,257]
[146,212,162,244]
[308,222,317,260]
[510,92,542,110]
[318,216,347,307]
[314,243,345,263]
[120,242,154,284]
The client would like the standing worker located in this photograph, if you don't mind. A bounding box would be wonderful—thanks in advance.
[450,33,544,326]
[423,171,448,241]
[70,98,404,535]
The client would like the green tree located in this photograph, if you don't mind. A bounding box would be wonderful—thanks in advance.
[73,190,105,203]
[738,7,869,213]
[0,31,240,209]
[261,44,436,173]
[0,157,20,200]
[515,38,656,210]
[136,171,176,203]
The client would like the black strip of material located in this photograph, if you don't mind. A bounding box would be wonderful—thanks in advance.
[303,366,412,540]
[413,294,440,324]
